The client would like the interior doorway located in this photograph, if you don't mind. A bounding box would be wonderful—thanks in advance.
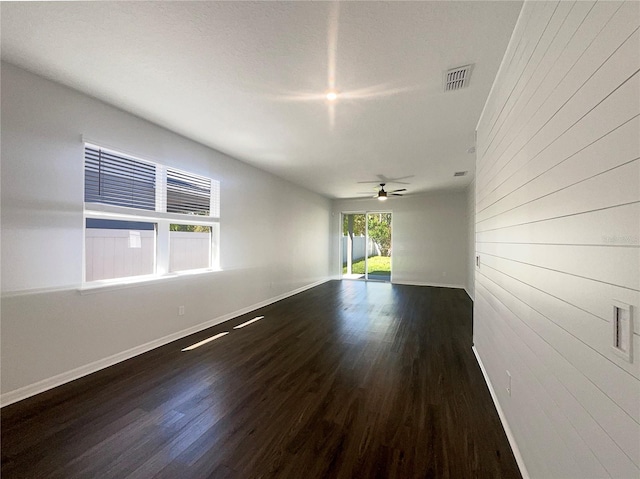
[341,212,392,282]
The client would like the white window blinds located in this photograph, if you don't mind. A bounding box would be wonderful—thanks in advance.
[84,144,220,218]
[167,168,211,216]
[84,146,156,210]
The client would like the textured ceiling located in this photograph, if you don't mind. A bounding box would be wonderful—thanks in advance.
[1,1,522,199]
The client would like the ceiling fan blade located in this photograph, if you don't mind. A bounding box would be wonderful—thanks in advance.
[390,188,407,193]
[379,174,414,184]
[359,179,406,185]
[391,193,403,196]
[358,175,413,185]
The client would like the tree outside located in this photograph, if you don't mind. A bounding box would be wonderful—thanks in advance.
[170,224,211,232]
[342,213,392,257]
[342,214,366,236]
[367,213,392,256]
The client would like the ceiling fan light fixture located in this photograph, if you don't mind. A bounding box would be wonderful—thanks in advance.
[377,184,388,200]
[325,90,338,102]
[358,182,404,200]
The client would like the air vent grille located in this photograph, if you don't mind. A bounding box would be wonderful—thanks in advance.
[454,171,468,177]
[444,65,473,91]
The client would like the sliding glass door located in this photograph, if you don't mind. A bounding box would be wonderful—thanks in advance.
[342,213,366,279]
[366,212,392,281]
[341,212,392,282]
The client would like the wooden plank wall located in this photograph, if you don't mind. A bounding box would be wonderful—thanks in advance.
[473,1,639,477]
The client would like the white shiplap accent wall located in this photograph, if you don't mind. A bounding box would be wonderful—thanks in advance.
[474,1,640,478]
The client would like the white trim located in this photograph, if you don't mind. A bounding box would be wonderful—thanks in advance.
[472,346,530,479]
[0,277,331,408]
[85,204,220,223]
[78,268,223,294]
[1,283,79,298]
[391,280,466,290]
[0,268,224,298]
[465,288,474,302]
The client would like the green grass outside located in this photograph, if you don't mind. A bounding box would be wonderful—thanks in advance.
[343,255,391,274]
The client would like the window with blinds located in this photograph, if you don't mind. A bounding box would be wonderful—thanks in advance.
[167,168,211,215]
[84,146,156,210]
[83,143,220,284]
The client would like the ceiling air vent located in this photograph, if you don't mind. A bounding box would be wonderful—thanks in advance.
[454,171,468,177]
[444,64,473,91]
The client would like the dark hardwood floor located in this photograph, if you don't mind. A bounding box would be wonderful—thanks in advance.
[2,281,521,478]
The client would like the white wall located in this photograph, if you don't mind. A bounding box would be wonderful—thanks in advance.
[466,180,475,300]
[332,191,468,288]
[474,1,639,478]
[1,63,332,403]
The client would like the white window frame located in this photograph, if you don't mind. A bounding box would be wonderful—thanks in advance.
[82,142,220,290]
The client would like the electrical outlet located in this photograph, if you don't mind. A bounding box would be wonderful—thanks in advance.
[506,370,511,397]
[178,306,185,316]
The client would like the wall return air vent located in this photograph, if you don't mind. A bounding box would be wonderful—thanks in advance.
[444,64,473,91]
[454,171,468,177]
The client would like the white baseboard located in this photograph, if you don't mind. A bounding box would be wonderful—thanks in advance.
[391,280,466,290]
[0,278,331,408]
[472,346,529,479]
[464,287,474,302]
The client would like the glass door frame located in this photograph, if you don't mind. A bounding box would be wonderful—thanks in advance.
[340,210,393,282]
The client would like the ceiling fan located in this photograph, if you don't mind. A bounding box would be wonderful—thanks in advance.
[372,183,406,201]
[358,174,414,185]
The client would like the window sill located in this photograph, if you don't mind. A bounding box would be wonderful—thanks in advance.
[78,268,223,295]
